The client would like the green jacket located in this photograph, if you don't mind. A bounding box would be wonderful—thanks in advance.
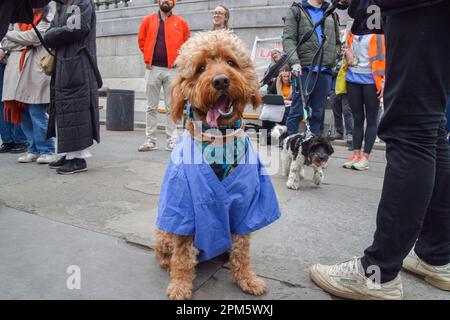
[282,1,341,69]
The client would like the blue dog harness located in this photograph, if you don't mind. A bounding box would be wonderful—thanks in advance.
[157,131,281,262]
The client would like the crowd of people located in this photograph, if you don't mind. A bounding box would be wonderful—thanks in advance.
[0,0,100,174]
[0,0,449,300]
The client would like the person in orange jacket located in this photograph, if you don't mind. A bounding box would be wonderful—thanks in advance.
[137,0,190,152]
[342,32,386,171]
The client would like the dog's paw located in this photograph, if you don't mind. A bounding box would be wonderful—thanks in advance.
[236,276,267,296]
[313,171,324,186]
[167,280,193,300]
[286,180,300,190]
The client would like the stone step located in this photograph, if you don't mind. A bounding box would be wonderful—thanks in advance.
[97,5,290,36]
[97,0,293,20]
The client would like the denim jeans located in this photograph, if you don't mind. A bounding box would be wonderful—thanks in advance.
[286,71,332,135]
[361,1,450,283]
[0,63,27,144]
[20,104,55,154]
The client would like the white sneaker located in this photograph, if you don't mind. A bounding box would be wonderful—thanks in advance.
[138,141,158,152]
[17,153,39,163]
[310,258,403,300]
[403,250,450,291]
[36,154,58,164]
[165,140,175,151]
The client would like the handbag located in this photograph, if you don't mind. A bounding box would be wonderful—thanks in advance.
[259,95,287,122]
[40,51,55,76]
[335,60,348,95]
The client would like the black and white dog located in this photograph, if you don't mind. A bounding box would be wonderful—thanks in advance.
[271,125,334,190]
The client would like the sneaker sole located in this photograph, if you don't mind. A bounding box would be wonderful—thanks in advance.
[309,266,399,300]
[57,168,88,175]
[37,160,56,165]
[138,148,158,152]
[402,260,450,291]
[352,166,369,171]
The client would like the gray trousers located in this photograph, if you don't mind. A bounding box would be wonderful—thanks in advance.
[145,66,177,143]
[332,93,353,137]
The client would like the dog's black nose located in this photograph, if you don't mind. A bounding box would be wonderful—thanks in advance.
[212,74,230,90]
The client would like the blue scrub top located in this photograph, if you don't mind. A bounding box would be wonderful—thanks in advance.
[157,131,281,262]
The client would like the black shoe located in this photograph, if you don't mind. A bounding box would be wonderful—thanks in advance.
[56,158,87,175]
[49,156,67,169]
[329,133,344,141]
[9,143,28,154]
[0,142,15,153]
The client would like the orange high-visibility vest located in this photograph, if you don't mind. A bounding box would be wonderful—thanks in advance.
[347,33,386,92]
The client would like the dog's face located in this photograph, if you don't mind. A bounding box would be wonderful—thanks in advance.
[171,30,262,127]
[302,136,334,167]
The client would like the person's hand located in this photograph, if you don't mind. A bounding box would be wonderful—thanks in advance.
[292,63,302,76]
[146,63,152,70]
[377,87,384,100]
[0,49,5,62]
[345,50,354,66]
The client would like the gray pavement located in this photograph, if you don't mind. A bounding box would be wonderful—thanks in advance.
[0,127,448,300]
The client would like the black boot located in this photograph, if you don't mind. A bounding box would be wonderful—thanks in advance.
[0,142,15,153]
[10,143,29,154]
[49,156,67,169]
[56,158,87,175]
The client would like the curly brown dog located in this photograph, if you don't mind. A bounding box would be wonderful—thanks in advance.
[155,30,281,300]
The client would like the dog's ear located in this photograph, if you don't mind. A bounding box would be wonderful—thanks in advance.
[251,90,263,110]
[170,77,186,123]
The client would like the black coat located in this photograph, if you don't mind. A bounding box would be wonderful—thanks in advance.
[0,0,51,39]
[44,0,102,153]
[348,0,448,35]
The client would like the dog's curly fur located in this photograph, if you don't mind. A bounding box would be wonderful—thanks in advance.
[155,30,266,300]
[271,125,334,190]
[170,30,262,135]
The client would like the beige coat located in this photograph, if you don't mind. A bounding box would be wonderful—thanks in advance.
[1,21,51,104]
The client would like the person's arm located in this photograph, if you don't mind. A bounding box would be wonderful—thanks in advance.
[44,0,93,49]
[376,0,436,8]
[6,20,50,47]
[1,36,27,52]
[182,19,190,44]
[137,16,148,55]
[282,8,301,69]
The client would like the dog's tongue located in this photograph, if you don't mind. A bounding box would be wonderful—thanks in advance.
[206,96,229,128]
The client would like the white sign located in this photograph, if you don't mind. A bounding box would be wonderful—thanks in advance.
[251,36,284,81]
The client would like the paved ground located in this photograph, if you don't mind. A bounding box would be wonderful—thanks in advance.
[0,127,448,300]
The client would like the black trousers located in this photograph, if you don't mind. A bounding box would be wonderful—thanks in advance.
[347,82,380,154]
[361,1,450,283]
[332,93,353,137]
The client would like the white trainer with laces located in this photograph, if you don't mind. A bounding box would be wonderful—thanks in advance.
[138,141,158,152]
[17,153,39,163]
[310,257,403,300]
[165,140,175,151]
[403,250,450,291]
[37,154,58,164]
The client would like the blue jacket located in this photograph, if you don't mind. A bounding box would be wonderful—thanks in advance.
[157,131,281,262]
